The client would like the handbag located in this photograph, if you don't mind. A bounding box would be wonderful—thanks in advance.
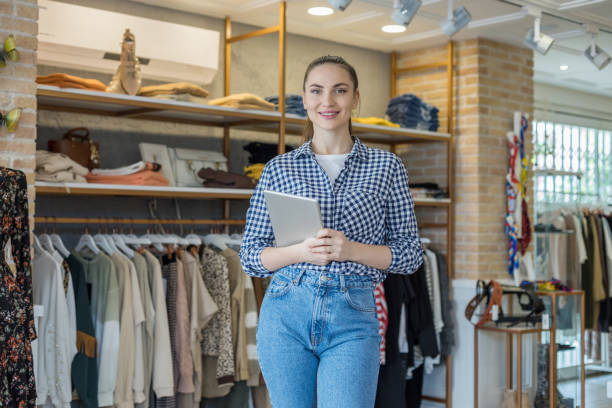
[169,147,228,187]
[138,143,175,186]
[48,127,101,169]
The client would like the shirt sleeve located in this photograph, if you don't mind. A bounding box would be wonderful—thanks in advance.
[239,162,276,277]
[384,156,423,275]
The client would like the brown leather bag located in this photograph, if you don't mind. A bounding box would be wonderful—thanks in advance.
[48,127,101,169]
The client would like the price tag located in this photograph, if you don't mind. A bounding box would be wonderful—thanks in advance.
[492,305,499,321]
[542,313,550,330]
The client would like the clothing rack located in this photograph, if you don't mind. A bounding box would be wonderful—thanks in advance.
[34,217,246,225]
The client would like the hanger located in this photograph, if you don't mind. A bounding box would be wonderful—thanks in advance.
[38,233,55,254]
[74,228,100,254]
[94,233,115,255]
[112,234,135,258]
[203,233,228,251]
[33,235,46,255]
[50,233,71,258]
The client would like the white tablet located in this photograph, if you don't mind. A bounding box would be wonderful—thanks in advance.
[263,190,323,247]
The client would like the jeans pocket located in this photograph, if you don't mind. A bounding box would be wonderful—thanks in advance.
[265,274,294,299]
[343,286,376,313]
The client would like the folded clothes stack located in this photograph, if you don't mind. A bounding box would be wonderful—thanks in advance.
[386,94,440,131]
[86,161,169,186]
[36,150,89,182]
[352,117,400,128]
[36,73,107,92]
[408,182,447,199]
[197,168,256,189]
[244,163,265,182]
[208,93,275,111]
[265,94,307,117]
[243,142,294,165]
[138,82,209,104]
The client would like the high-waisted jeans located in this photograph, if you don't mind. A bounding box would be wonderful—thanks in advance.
[256,267,381,407]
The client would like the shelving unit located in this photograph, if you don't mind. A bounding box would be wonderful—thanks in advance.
[390,41,455,408]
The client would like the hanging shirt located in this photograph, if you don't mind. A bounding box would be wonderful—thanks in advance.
[241,136,423,283]
[314,153,349,187]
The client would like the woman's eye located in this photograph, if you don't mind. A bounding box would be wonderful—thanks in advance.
[311,89,320,94]
[336,89,347,94]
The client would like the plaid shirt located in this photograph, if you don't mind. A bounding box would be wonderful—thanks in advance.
[239,136,422,283]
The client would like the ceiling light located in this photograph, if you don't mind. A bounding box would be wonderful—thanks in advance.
[391,0,421,26]
[382,24,407,33]
[328,0,352,11]
[440,0,471,37]
[308,7,334,16]
[584,33,611,70]
[560,65,569,71]
[523,17,555,55]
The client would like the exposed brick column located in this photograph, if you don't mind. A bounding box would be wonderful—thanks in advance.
[397,39,533,280]
[0,0,38,226]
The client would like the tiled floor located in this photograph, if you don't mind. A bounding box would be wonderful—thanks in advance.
[559,374,612,408]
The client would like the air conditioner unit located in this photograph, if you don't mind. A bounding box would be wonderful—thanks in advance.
[38,0,220,85]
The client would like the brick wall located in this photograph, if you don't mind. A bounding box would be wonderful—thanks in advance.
[397,39,533,279]
[0,0,38,226]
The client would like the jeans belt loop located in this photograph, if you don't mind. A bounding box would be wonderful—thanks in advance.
[293,268,306,286]
[339,274,347,292]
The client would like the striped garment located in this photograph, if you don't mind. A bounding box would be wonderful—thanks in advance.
[155,255,177,408]
[374,283,388,365]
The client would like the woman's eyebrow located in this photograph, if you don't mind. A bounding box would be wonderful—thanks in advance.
[308,83,350,88]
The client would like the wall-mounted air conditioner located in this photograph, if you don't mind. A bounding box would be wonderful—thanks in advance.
[38,0,220,85]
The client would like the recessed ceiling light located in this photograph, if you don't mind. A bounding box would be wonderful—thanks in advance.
[382,24,407,33]
[560,65,569,71]
[308,7,334,16]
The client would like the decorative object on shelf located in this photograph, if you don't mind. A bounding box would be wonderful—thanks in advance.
[0,34,19,67]
[465,280,544,327]
[169,147,227,188]
[505,112,531,281]
[0,107,21,133]
[106,29,142,95]
[48,127,101,169]
[520,279,572,292]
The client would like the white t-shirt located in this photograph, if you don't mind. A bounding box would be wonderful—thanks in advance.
[314,153,349,186]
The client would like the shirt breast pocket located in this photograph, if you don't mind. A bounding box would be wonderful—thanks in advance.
[341,189,385,239]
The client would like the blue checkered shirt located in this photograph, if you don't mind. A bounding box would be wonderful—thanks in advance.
[239,136,423,283]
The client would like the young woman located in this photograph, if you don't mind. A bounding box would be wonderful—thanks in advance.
[239,55,423,407]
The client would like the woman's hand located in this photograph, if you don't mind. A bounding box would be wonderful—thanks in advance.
[307,228,354,264]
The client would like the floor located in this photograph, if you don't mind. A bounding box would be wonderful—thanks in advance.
[559,373,612,408]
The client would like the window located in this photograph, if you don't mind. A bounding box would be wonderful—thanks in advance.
[532,120,612,205]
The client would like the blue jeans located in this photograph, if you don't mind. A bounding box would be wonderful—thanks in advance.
[256,267,381,408]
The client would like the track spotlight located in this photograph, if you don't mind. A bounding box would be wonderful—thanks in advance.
[328,0,352,11]
[523,17,555,55]
[440,0,471,37]
[584,33,610,70]
[392,0,421,26]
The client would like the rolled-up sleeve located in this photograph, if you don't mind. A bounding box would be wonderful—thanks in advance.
[239,162,276,277]
[384,156,423,274]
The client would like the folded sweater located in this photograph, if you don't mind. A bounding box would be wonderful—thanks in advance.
[138,82,209,98]
[36,150,89,176]
[36,74,107,91]
[352,117,400,128]
[86,170,169,186]
[208,93,275,111]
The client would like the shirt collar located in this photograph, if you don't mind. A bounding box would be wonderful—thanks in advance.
[293,136,368,162]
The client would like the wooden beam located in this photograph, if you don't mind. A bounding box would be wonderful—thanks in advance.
[227,25,280,43]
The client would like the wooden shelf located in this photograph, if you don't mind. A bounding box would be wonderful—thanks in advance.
[34,181,254,200]
[36,85,451,144]
[35,181,451,206]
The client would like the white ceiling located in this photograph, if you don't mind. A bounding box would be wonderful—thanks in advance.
[132,0,612,97]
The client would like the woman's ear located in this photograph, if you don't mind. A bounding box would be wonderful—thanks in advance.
[352,88,360,110]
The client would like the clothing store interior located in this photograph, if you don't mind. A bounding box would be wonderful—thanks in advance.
[1,0,612,407]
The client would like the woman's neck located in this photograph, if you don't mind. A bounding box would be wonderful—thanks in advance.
[311,128,353,155]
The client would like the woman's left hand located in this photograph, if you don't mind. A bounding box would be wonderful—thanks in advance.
[308,228,354,263]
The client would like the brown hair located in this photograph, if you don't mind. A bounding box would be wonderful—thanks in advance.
[301,55,359,141]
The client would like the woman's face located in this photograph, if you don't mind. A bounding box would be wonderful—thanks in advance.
[302,63,359,134]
